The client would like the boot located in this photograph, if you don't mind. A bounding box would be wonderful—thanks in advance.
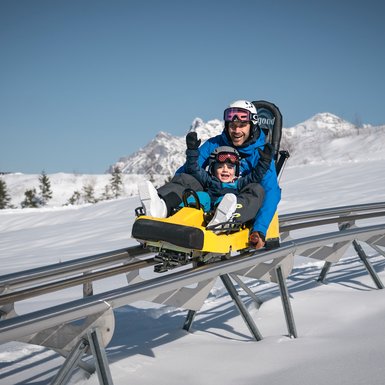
[207,193,237,230]
[138,181,167,218]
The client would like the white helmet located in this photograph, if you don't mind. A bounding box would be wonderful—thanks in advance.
[225,100,258,125]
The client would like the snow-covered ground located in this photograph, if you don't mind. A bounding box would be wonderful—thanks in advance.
[1,156,385,385]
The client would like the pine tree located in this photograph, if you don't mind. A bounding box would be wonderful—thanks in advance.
[110,166,123,198]
[100,184,113,201]
[65,190,82,206]
[21,188,40,208]
[82,184,97,204]
[39,171,53,205]
[0,178,12,209]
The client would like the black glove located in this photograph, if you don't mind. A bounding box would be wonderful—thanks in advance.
[258,143,274,162]
[186,132,201,150]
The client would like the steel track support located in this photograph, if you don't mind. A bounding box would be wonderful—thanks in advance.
[220,274,263,341]
[353,240,384,289]
[51,338,89,385]
[183,274,263,340]
[229,273,263,308]
[368,243,385,259]
[83,271,94,297]
[276,265,297,338]
[88,328,114,385]
[183,310,196,331]
[50,328,113,385]
[317,261,332,283]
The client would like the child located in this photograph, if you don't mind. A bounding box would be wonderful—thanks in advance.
[184,132,272,230]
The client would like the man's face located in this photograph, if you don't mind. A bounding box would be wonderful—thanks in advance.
[228,121,251,146]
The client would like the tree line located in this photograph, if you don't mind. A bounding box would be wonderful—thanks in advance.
[0,167,125,209]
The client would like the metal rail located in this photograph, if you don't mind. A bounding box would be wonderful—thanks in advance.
[279,201,385,224]
[0,245,149,290]
[280,210,385,232]
[1,202,385,301]
[1,222,384,344]
[0,201,384,314]
[0,258,156,306]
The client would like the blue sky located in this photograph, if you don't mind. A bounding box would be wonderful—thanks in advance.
[1,0,384,174]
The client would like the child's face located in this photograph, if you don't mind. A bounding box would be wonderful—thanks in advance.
[215,162,236,182]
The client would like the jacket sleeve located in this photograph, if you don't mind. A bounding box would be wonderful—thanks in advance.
[185,148,211,187]
[176,136,220,174]
[237,157,272,189]
[251,160,281,236]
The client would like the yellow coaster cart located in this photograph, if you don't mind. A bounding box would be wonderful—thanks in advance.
[132,100,289,272]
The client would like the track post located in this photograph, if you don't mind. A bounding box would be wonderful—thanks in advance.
[276,265,297,338]
[183,310,197,331]
[317,261,332,283]
[51,338,90,385]
[88,328,114,385]
[229,273,263,308]
[220,274,263,341]
[353,240,384,289]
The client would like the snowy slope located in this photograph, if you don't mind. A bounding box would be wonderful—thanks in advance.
[0,159,385,385]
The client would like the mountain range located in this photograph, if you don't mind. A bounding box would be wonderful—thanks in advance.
[108,112,385,180]
[2,112,385,208]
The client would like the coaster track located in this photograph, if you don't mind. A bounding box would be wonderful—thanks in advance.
[0,202,384,385]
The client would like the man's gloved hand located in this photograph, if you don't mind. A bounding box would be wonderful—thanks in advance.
[249,231,266,249]
[186,132,201,150]
[258,143,274,162]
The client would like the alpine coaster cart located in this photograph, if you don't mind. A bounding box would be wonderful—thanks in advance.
[132,100,289,273]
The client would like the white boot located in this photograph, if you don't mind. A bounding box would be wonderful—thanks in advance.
[138,181,167,218]
[207,193,237,229]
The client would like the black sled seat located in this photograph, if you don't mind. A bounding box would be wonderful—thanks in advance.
[131,217,205,250]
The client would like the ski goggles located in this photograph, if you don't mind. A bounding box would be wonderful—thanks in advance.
[224,107,258,122]
[216,152,239,164]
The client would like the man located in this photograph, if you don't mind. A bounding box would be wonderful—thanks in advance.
[138,100,281,249]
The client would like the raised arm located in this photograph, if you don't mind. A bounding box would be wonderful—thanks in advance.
[185,132,211,186]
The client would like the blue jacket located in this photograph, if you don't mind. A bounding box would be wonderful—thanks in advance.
[185,148,268,206]
[176,129,281,235]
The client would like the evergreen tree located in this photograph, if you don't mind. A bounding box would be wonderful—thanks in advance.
[110,166,123,198]
[82,184,97,204]
[100,184,113,201]
[0,178,12,209]
[65,190,82,206]
[39,170,53,205]
[21,188,40,208]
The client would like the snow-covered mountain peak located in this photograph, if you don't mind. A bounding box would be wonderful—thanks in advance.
[189,118,223,141]
[109,130,185,180]
[190,117,204,130]
[292,112,356,135]
[108,112,385,183]
[311,112,347,124]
